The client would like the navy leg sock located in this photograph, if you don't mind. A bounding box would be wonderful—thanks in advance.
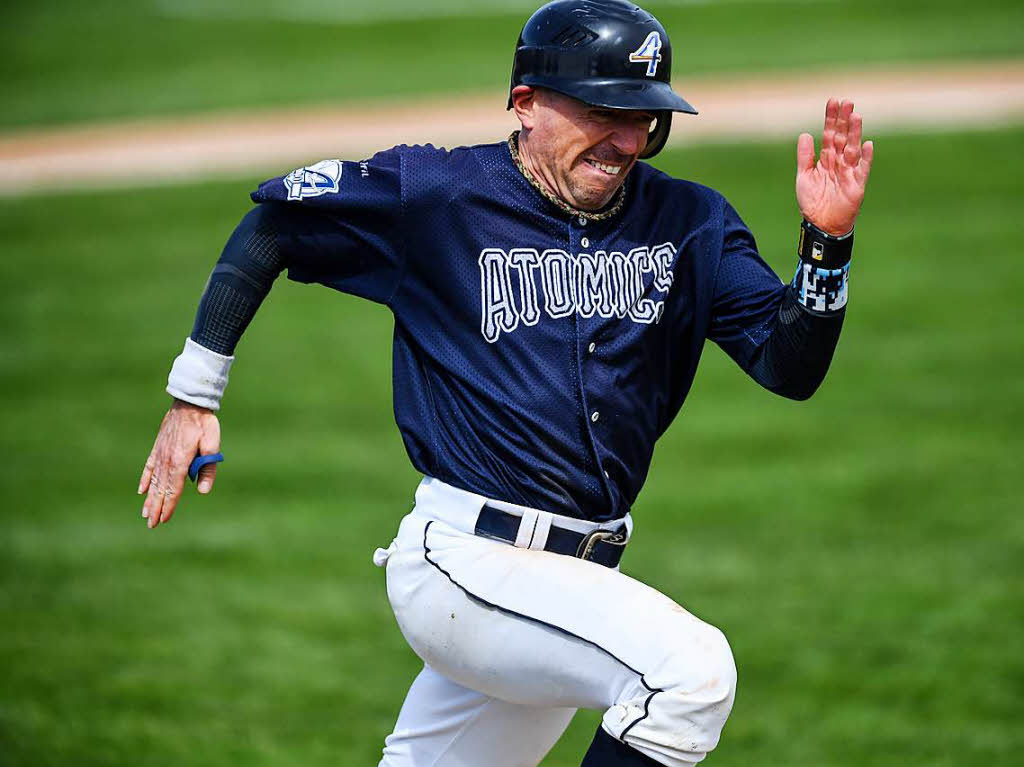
[581,726,661,766]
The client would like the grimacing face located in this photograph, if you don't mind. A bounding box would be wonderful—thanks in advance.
[512,86,654,211]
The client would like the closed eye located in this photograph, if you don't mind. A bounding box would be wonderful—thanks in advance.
[589,109,655,127]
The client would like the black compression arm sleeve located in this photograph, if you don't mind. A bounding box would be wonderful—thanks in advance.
[190,204,288,355]
[744,286,845,401]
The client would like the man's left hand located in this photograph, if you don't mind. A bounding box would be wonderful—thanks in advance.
[796,98,874,236]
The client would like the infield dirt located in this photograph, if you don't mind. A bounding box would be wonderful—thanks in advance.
[1,59,1022,195]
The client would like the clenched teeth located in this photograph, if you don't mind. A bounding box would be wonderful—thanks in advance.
[585,159,622,176]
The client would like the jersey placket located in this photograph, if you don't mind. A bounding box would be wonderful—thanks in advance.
[568,215,616,513]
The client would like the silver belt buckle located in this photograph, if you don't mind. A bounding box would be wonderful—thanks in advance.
[576,528,627,561]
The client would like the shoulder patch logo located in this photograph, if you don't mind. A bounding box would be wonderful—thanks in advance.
[628,32,663,77]
[284,159,343,201]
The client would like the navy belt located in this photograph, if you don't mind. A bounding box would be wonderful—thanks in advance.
[474,503,628,569]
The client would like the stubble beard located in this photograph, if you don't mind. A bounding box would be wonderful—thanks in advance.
[566,164,624,211]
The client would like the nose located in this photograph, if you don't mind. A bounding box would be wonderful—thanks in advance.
[609,119,649,157]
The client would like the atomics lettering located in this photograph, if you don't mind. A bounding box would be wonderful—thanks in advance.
[479,243,677,343]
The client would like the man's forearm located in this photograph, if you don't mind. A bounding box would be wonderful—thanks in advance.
[746,222,853,401]
[166,204,286,410]
[191,204,286,355]
[745,287,844,401]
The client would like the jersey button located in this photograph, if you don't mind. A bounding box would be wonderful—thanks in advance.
[604,470,610,479]
[578,216,587,226]
[581,237,590,248]
[588,342,596,353]
[591,411,600,422]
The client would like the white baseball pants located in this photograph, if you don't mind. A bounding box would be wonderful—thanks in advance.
[374,478,736,767]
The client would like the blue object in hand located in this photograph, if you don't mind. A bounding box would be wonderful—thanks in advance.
[188,452,224,483]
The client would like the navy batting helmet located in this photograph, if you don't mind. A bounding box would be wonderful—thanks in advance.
[507,0,697,159]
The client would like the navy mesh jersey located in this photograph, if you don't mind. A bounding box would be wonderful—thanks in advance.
[251,140,787,522]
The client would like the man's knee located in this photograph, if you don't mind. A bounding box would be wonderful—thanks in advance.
[683,624,736,709]
[602,624,737,765]
[660,624,735,751]
[671,624,736,743]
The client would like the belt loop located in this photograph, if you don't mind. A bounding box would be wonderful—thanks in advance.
[529,511,553,551]
[514,508,540,548]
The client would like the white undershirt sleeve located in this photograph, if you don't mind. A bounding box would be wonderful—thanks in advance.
[165,337,234,411]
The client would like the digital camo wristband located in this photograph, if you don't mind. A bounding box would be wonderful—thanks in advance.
[792,220,852,313]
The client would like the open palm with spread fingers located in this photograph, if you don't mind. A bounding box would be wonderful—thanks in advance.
[796,98,874,236]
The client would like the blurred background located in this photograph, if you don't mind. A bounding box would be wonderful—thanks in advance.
[1,1,1022,765]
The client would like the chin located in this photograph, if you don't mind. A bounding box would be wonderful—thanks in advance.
[566,163,622,210]
[571,183,619,211]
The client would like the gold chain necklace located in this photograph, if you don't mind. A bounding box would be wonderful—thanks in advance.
[507,132,626,222]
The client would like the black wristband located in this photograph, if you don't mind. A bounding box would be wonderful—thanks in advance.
[798,220,853,269]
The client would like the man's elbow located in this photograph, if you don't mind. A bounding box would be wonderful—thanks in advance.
[769,371,828,401]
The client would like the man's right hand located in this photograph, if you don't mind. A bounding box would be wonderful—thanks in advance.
[138,399,221,529]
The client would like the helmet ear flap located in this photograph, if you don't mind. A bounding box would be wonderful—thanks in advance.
[639,112,672,159]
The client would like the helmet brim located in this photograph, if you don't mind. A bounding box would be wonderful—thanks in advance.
[518,75,697,115]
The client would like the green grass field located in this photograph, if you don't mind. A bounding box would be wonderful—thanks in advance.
[1,126,1021,766]
[2,0,1022,129]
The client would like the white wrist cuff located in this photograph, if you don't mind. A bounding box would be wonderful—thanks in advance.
[166,338,234,411]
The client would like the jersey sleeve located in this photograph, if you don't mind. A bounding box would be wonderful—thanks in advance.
[249,147,406,305]
[707,200,788,370]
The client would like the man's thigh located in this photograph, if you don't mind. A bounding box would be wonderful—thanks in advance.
[383,512,735,766]
[380,664,576,767]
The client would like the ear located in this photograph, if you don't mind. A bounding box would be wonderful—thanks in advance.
[510,85,539,130]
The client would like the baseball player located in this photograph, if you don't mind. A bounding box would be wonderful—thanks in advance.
[138,1,873,765]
